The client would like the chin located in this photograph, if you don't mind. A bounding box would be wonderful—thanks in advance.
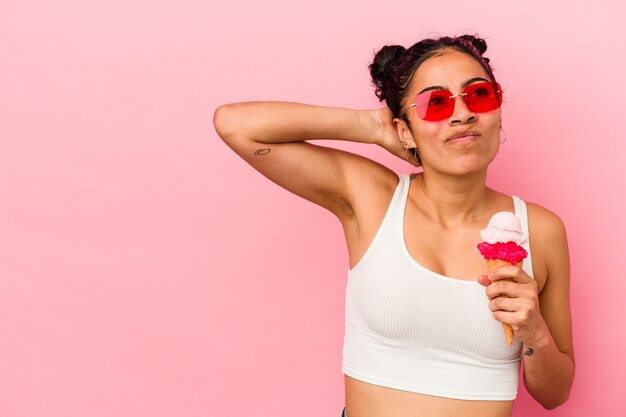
[446,156,493,176]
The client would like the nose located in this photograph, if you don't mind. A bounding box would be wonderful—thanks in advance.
[449,94,476,125]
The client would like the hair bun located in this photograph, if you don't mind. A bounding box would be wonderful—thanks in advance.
[459,34,488,55]
[369,45,406,101]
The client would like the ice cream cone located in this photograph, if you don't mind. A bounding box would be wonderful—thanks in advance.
[486,259,523,346]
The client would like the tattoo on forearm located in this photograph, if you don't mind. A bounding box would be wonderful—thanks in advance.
[524,347,534,356]
[254,148,271,155]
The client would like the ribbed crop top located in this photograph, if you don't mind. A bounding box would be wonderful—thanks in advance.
[342,174,534,401]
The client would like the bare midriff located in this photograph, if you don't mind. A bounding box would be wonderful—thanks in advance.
[344,375,514,417]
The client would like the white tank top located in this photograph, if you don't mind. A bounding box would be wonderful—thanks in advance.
[342,174,533,401]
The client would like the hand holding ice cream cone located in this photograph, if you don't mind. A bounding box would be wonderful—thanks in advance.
[477,212,528,346]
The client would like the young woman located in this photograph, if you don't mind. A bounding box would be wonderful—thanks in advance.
[213,34,574,417]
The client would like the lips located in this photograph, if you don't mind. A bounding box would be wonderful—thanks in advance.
[446,130,480,142]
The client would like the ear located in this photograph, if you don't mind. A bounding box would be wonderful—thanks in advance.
[393,117,418,149]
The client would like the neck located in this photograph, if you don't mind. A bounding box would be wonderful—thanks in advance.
[414,168,491,227]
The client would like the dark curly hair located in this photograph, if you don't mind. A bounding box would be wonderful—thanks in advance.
[369,34,497,119]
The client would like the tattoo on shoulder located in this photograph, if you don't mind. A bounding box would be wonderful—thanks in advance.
[254,148,271,155]
[524,347,534,356]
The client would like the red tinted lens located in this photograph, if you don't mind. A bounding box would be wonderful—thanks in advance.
[463,82,503,113]
[413,82,503,121]
[414,90,454,121]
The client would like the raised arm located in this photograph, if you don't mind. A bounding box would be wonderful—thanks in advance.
[213,102,408,218]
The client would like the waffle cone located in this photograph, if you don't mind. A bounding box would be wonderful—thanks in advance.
[486,259,523,346]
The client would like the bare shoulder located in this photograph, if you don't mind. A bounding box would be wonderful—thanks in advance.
[526,202,568,250]
[526,202,570,294]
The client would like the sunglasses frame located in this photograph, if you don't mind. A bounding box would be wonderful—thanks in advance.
[404,81,503,121]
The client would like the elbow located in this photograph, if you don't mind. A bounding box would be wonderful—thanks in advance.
[213,104,236,142]
[527,375,573,410]
[535,384,572,410]
[213,103,260,152]
[214,103,251,143]
[540,394,570,410]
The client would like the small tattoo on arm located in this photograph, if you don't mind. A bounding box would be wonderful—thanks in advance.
[254,148,271,155]
[524,347,534,356]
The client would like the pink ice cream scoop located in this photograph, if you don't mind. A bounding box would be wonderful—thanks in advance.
[479,211,528,246]
[477,212,528,264]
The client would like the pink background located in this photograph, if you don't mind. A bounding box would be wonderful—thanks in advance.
[1,1,625,416]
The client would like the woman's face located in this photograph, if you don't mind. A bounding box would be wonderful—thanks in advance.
[398,50,502,176]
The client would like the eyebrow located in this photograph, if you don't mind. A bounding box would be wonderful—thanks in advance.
[417,77,490,95]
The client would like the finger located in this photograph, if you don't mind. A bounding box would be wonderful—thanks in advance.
[485,279,527,300]
[489,296,519,313]
[477,275,491,287]
[488,264,533,284]
[491,310,519,327]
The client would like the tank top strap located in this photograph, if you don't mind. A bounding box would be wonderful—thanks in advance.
[512,196,534,279]
[385,174,412,232]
